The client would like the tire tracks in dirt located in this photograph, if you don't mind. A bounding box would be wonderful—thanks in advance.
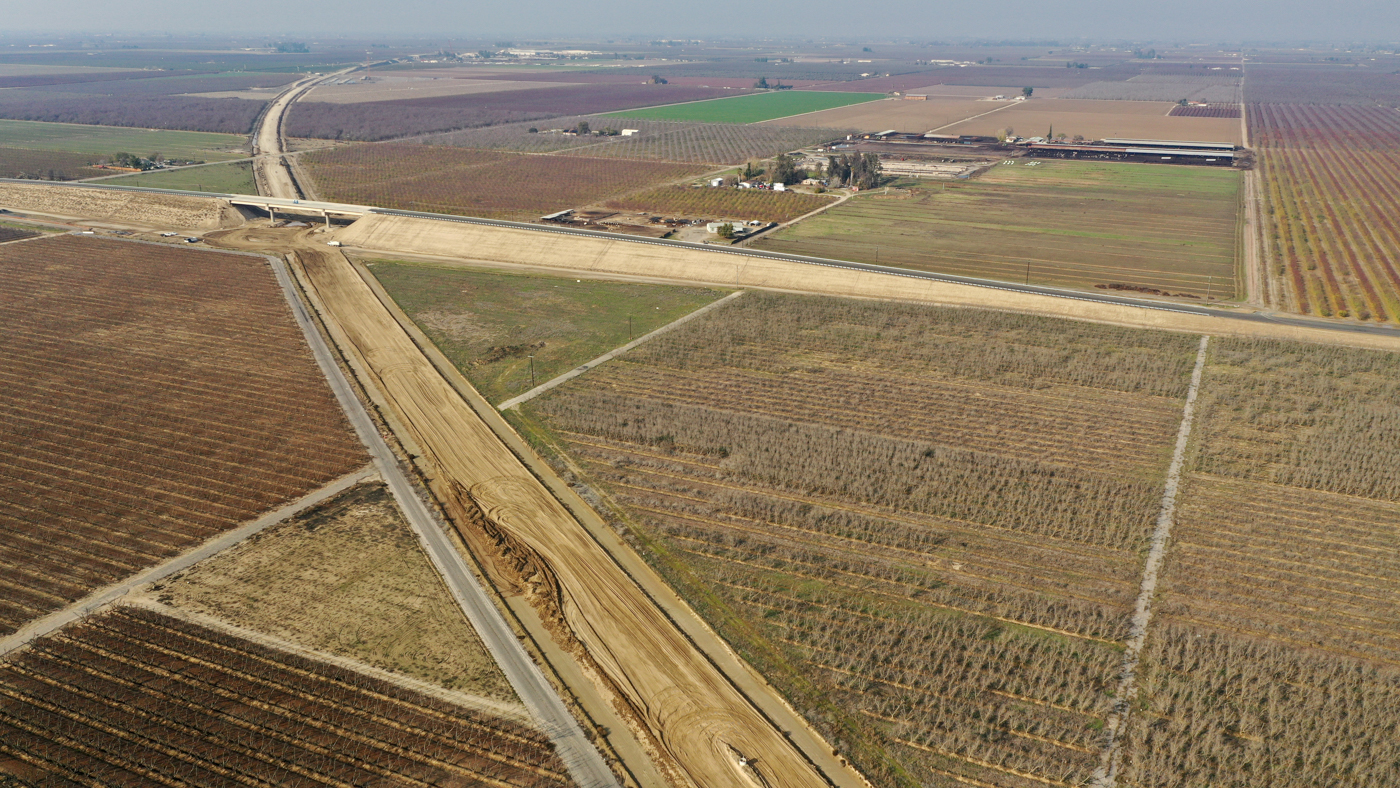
[288,237,848,788]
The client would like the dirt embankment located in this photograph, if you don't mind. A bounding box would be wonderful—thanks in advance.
[289,238,837,788]
[0,182,243,230]
[334,214,1400,353]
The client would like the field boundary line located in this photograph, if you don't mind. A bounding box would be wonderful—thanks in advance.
[125,598,536,726]
[1092,334,1210,788]
[605,89,884,124]
[0,464,377,658]
[498,290,745,410]
[926,100,1018,133]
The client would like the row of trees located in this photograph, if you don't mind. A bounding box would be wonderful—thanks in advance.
[825,152,882,189]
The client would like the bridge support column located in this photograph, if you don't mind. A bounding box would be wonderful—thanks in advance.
[268,206,276,224]
[322,210,330,229]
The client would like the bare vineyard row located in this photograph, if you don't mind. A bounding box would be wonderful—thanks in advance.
[0,236,365,636]
[523,293,1400,788]
[573,362,1183,473]
[0,607,571,788]
[1123,620,1400,788]
[542,389,1165,551]
[1251,102,1400,320]
[626,292,1201,398]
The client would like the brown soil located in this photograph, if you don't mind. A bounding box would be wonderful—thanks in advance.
[0,234,366,637]
[159,482,516,701]
[762,97,994,131]
[263,229,837,788]
[0,182,243,229]
[936,99,1243,143]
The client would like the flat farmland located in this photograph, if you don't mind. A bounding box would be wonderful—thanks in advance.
[1250,103,1400,320]
[0,235,365,636]
[1121,337,1400,787]
[1062,76,1241,103]
[0,147,103,180]
[518,293,1203,788]
[761,97,997,132]
[0,93,269,135]
[302,142,709,220]
[935,99,1242,144]
[427,117,847,164]
[306,76,575,104]
[367,259,727,404]
[604,90,884,123]
[0,606,574,787]
[286,83,752,141]
[99,160,257,193]
[605,185,836,223]
[0,226,40,243]
[755,159,1242,299]
[160,482,515,698]
[0,119,248,160]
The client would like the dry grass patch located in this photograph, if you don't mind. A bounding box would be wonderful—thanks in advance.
[159,483,515,699]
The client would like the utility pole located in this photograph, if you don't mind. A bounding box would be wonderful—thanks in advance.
[528,355,536,388]
[1205,275,1214,302]
[628,316,633,340]
[1025,260,1031,285]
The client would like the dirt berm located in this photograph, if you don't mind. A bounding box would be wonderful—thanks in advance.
[335,214,1400,352]
[293,244,836,788]
[0,182,242,230]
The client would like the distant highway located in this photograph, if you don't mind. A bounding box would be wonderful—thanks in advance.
[5,176,1399,340]
[253,68,356,199]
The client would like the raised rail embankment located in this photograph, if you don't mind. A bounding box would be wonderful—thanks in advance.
[334,213,1400,353]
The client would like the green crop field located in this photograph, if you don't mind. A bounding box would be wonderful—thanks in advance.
[0,119,248,161]
[604,90,884,124]
[100,160,256,193]
[756,160,1242,300]
[367,260,728,404]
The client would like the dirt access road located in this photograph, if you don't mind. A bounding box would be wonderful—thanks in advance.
[254,69,354,198]
[242,227,841,788]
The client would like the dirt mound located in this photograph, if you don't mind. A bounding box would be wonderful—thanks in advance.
[0,182,243,230]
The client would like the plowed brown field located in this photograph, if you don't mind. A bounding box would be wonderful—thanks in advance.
[288,238,838,788]
[0,605,571,787]
[0,235,364,637]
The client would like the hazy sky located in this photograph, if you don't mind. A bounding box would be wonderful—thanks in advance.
[6,0,1399,43]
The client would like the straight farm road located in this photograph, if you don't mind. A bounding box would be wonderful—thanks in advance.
[288,238,843,788]
[264,247,620,788]
[498,290,747,410]
[1093,335,1212,788]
